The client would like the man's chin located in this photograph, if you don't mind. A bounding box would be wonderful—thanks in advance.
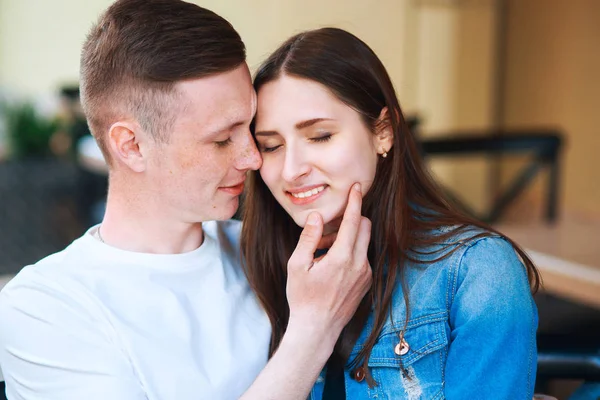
[208,198,240,221]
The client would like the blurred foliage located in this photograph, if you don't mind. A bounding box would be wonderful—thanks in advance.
[1,101,60,159]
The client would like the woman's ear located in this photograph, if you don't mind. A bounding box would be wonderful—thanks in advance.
[375,107,394,156]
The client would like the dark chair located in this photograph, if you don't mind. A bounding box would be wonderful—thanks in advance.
[535,292,600,391]
[418,130,563,224]
[537,337,600,381]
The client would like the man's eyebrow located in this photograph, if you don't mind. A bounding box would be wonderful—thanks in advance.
[255,118,334,137]
[209,120,246,136]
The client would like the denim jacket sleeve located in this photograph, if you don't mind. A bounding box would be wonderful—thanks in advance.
[445,236,538,399]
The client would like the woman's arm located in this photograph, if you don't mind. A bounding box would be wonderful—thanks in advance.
[445,236,538,399]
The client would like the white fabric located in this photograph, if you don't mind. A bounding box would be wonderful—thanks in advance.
[0,220,270,400]
[0,275,12,291]
[0,276,14,382]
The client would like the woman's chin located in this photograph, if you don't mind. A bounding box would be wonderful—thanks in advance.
[292,206,345,229]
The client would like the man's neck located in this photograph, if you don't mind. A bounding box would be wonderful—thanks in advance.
[98,181,204,254]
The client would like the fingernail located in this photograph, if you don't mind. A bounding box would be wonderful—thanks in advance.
[353,183,361,192]
[307,213,319,225]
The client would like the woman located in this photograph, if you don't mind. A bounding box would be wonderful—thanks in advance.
[242,27,539,399]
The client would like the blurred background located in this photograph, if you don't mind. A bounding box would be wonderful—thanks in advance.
[0,0,599,398]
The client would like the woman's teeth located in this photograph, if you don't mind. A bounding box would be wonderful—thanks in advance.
[290,185,326,198]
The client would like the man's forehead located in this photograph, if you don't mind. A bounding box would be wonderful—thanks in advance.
[207,88,256,130]
[175,65,251,103]
[209,79,256,131]
[174,70,255,130]
[250,89,258,117]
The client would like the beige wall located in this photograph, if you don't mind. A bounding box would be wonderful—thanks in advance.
[0,0,503,213]
[503,0,600,218]
[0,0,114,95]
[415,3,499,214]
[2,1,597,218]
[0,0,412,105]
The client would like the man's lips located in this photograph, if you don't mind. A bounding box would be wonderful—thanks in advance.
[219,180,245,195]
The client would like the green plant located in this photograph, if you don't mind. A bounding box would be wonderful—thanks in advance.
[2,101,59,159]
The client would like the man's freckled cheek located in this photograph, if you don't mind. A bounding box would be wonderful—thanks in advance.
[177,147,207,169]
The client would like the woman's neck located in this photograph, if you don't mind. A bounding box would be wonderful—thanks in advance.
[323,216,343,236]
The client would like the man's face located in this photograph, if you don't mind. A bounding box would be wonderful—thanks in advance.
[144,64,261,223]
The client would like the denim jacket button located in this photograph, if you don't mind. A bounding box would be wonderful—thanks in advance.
[395,339,410,356]
[353,367,366,382]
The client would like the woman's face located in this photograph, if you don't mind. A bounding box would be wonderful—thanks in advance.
[254,75,390,228]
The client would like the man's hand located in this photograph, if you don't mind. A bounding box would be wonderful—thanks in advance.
[286,182,372,349]
[240,184,371,400]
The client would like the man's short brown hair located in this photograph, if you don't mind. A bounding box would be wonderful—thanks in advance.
[80,0,246,163]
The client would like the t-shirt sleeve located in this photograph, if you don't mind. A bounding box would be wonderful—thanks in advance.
[0,272,147,400]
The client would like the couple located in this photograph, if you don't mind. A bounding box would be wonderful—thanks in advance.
[0,0,539,399]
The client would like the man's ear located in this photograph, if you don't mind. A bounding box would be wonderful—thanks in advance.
[374,107,394,155]
[107,121,147,173]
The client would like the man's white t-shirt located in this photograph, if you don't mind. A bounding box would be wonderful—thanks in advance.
[0,220,271,400]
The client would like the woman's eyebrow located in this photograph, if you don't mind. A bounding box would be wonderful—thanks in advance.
[254,130,279,137]
[295,118,334,130]
[255,118,335,137]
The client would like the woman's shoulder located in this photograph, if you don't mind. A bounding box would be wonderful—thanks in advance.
[423,222,520,254]
[452,232,525,280]
[403,226,533,327]
[432,227,532,308]
[410,224,500,262]
[428,224,498,244]
[409,225,526,288]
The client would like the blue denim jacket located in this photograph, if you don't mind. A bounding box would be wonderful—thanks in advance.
[310,229,538,400]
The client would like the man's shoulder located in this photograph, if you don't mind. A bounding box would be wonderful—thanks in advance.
[0,266,101,349]
[0,236,94,314]
[2,247,69,293]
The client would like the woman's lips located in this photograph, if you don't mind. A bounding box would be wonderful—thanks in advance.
[286,184,328,205]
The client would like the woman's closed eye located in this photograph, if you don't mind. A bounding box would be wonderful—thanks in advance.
[257,132,332,153]
[310,133,333,143]
[258,143,282,153]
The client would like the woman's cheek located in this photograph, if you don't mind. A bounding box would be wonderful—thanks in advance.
[259,161,278,191]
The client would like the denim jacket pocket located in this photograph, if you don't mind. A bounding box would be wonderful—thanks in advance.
[348,312,448,400]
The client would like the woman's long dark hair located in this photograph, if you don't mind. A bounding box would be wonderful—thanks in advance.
[241,27,539,386]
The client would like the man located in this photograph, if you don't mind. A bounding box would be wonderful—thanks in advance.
[0,1,372,399]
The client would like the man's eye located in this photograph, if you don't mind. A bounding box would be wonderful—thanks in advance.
[215,138,232,148]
